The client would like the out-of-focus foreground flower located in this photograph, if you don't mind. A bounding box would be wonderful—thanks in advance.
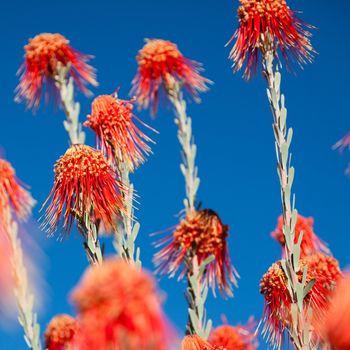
[131,38,210,115]
[271,214,329,258]
[228,0,314,78]
[44,314,77,350]
[209,321,258,350]
[259,253,342,346]
[84,94,154,172]
[154,209,238,296]
[42,144,124,236]
[319,274,350,350]
[71,258,168,350]
[0,159,35,222]
[16,33,97,109]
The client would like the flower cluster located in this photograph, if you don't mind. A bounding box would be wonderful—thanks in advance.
[16,33,97,109]
[84,94,154,171]
[131,39,210,115]
[228,0,314,78]
[71,258,168,350]
[42,145,124,236]
[154,209,238,295]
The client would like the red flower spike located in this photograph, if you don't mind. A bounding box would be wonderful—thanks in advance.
[16,33,97,110]
[71,258,168,350]
[154,209,238,296]
[260,253,342,346]
[44,314,77,350]
[209,322,258,350]
[228,0,314,79]
[181,335,213,350]
[0,159,35,222]
[84,94,154,172]
[271,214,329,258]
[321,275,350,350]
[131,39,210,115]
[42,145,124,236]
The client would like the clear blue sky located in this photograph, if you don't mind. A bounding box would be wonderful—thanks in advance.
[0,0,349,349]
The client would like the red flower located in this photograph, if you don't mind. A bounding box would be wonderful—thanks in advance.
[181,335,213,350]
[271,214,329,258]
[333,132,350,153]
[16,33,97,109]
[0,159,35,222]
[131,39,210,115]
[71,258,168,350]
[154,209,238,296]
[228,0,314,78]
[260,253,341,346]
[44,314,77,350]
[209,322,258,350]
[84,94,154,172]
[321,275,350,350]
[42,145,124,236]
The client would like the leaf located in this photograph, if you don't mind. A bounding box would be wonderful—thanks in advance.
[303,279,316,299]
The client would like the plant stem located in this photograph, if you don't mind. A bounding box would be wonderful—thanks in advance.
[166,81,210,339]
[4,209,42,350]
[263,44,313,350]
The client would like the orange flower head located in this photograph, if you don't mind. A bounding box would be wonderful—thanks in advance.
[321,275,350,350]
[71,258,168,350]
[228,0,314,79]
[181,335,213,350]
[154,209,238,296]
[131,39,210,115]
[271,214,329,258]
[209,322,258,350]
[84,94,154,172]
[260,253,342,346]
[0,159,35,222]
[42,145,124,236]
[17,33,97,110]
[44,314,77,350]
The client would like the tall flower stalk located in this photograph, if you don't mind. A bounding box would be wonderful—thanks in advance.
[131,39,216,338]
[0,159,41,350]
[228,1,315,348]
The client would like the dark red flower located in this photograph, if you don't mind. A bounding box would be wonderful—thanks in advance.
[131,39,210,115]
[154,209,238,296]
[42,145,124,236]
[228,0,314,78]
[84,94,154,171]
[16,33,97,109]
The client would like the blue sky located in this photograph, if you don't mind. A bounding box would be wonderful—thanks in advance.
[0,0,349,348]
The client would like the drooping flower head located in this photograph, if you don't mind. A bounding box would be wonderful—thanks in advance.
[271,214,329,258]
[16,33,97,109]
[228,0,314,78]
[42,145,124,236]
[0,159,35,222]
[131,39,210,115]
[44,314,77,350]
[209,321,258,350]
[181,335,213,350]
[320,275,350,350]
[260,253,341,347]
[84,94,154,172]
[154,209,238,296]
[71,258,168,350]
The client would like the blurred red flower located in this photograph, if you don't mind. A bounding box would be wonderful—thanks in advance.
[271,214,329,258]
[84,94,154,172]
[154,209,238,296]
[131,39,210,115]
[16,33,97,109]
[44,314,77,350]
[71,258,168,350]
[228,0,314,78]
[42,145,124,236]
